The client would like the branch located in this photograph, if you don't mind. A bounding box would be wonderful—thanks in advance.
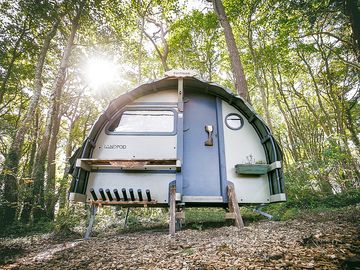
[143,30,163,59]
[296,31,353,47]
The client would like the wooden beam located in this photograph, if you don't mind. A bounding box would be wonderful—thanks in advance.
[75,158,181,171]
[227,182,244,229]
[169,185,176,236]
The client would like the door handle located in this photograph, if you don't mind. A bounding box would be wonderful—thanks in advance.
[205,125,214,146]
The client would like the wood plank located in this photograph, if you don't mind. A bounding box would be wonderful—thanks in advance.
[79,158,178,165]
[76,158,181,171]
[227,182,244,229]
[169,185,176,236]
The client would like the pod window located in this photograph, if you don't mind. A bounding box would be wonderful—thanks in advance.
[225,113,244,130]
[108,110,175,134]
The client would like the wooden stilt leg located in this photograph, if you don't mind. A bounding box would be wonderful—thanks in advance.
[169,185,176,235]
[124,208,130,229]
[227,182,244,229]
[176,207,185,230]
[84,204,98,240]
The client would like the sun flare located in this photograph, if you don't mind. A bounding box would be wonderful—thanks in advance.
[84,58,118,88]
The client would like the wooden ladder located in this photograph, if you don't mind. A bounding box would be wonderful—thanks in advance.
[169,183,244,235]
[225,182,244,229]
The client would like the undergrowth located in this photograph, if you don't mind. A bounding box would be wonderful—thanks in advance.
[1,189,360,238]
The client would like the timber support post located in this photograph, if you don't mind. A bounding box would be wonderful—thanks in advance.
[227,182,244,229]
[169,185,176,235]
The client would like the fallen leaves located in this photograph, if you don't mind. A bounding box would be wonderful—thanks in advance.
[0,206,359,270]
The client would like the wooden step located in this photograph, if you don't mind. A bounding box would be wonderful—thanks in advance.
[76,158,181,171]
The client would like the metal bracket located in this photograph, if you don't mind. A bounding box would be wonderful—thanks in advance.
[178,78,184,112]
[205,125,214,146]
[252,205,273,220]
[84,204,98,240]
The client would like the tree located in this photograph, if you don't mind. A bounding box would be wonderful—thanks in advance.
[31,0,85,222]
[211,0,249,101]
[0,2,60,225]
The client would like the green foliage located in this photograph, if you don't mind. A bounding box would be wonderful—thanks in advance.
[264,189,360,221]
[54,204,87,236]
[0,220,54,238]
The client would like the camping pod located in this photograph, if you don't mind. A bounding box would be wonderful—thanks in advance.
[68,71,286,235]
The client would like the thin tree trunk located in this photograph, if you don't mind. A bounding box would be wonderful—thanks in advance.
[344,0,360,61]
[137,17,145,83]
[0,21,58,225]
[45,110,63,220]
[58,96,81,210]
[345,107,360,156]
[143,29,170,72]
[247,18,273,130]
[0,17,28,105]
[31,3,84,222]
[20,111,40,223]
[212,0,249,101]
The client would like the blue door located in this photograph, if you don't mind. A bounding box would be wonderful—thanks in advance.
[182,92,222,199]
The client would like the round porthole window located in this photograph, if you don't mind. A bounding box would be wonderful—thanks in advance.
[225,113,244,130]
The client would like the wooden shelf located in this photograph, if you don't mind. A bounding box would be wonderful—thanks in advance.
[76,159,181,172]
[235,161,281,175]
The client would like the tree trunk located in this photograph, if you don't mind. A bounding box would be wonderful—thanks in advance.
[45,110,62,220]
[31,3,84,222]
[58,96,81,210]
[344,0,360,61]
[137,17,145,83]
[0,17,28,105]
[143,27,170,72]
[20,111,40,223]
[345,107,360,156]
[247,16,273,130]
[212,0,249,101]
[0,21,58,226]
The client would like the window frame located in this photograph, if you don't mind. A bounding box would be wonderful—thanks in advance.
[224,113,244,130]
[105,107,178,136]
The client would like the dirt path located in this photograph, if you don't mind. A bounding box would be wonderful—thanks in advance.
[1,207,360,270]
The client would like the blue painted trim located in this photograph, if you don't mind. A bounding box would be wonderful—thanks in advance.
[216,98,228,203]
[168,180,176,205]
[105,107,178,136]
[175,110,184,196]
[90,169,176,174]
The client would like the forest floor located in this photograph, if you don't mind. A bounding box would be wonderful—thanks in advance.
[0,205,360,270]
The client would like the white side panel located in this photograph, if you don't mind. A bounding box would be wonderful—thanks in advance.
[222,101,270,203]
[93,135,177,159]
[134,89,178,103]
[92,90,178,160]
[86,172,173,203]
[86,90,177,204]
